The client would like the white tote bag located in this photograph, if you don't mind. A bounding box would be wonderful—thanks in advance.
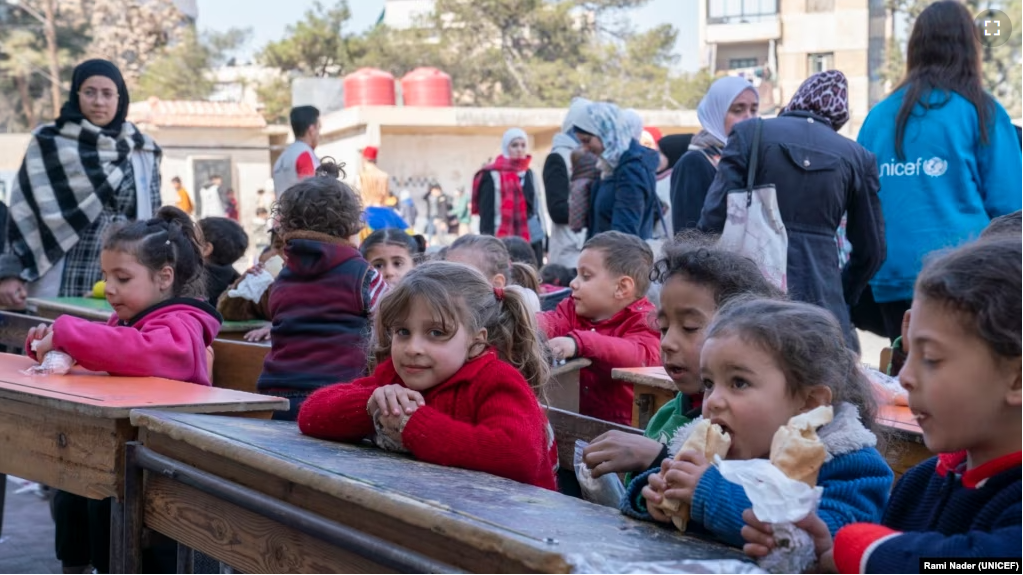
[717,119,789,292]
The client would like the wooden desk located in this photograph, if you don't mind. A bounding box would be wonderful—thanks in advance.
[875,404,929,478]
[611,367,677,429]
[124,410,749,574]
[27,297,268,341]
[0,353,288,572]
[545,358,591,413]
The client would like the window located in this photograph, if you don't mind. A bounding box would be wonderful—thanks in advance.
[707,0,778,24]
[729,58,759,69]
[806,0,835,11]
[808,52,834,74]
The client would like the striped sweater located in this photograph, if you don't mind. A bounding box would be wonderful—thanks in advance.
[257,232,385,393]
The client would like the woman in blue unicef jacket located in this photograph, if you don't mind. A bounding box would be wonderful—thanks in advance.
[856,0,1022,340]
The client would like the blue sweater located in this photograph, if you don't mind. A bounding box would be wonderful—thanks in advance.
[589,139,660,239]
[834,452,1021,574]
[856,89,1022,302]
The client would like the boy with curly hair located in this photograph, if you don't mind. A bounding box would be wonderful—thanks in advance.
[257,159,387,420]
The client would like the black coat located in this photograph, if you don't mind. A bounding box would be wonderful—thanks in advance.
[698,111,886,345]
[477,169,539,238]
[542,153,570,225]
[670,149,718,232]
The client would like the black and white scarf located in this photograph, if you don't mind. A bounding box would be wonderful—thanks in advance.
[7,119,161,283]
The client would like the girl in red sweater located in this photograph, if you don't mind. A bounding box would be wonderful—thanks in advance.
[298,261,558,490]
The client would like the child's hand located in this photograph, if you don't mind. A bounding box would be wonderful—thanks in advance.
[244,325,271,342]
[742,509,836,572]
[660,450,710,505]
[369,384,426,418]
[549,337,578,361]
[641,463,673,522]
[26,323,54,357]
[583,431,663,477]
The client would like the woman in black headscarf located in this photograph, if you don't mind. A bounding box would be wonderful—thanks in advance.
[0,59,162,308]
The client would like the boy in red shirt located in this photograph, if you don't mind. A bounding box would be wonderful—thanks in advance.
[539,231,661,425]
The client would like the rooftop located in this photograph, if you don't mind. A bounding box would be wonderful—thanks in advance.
[127,97,267,129]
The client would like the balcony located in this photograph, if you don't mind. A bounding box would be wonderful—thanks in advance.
[705,0,781,43]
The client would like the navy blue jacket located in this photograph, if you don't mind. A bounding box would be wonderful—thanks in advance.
[589,139,659,239]
[699,113,886,347]
[834,452,1021,573]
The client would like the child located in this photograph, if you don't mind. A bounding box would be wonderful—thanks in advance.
[26,206,222,386]
[257,159,386,421]
[586,236,781,487]
[359,228,425,287]
[742,238,1022,573]
[636,298,893,548]
[297,261,558,490]
[198,216,249,306]
[538,231,661,425]
[540,263,574,293]
[445,234,542,313]
[502,235,539,269]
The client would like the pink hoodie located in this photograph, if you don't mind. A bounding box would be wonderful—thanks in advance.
[30,299,222,386]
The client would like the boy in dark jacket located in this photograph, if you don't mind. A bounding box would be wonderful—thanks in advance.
[538,231,661,425]
[257,161,387,421]
[198,217,248,306]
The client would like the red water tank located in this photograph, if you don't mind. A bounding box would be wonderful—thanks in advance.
[401,67,452,107]
[343,68,396,107]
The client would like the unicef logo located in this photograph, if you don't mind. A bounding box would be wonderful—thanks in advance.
[922,157,948,177]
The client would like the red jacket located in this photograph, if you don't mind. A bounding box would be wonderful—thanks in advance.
[298,349,557,490]
[29,298,222,386]
[539,297,660,425]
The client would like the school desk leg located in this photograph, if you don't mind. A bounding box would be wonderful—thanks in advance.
[176,543,194,574]
[121,442,145,574]
[0,473,6,539]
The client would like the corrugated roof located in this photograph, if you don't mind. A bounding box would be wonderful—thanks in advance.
[128,97,267,129]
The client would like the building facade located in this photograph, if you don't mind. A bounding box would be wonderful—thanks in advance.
[697,0,888,135]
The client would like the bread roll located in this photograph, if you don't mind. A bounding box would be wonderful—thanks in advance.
[659,419,731,531]
[769,406,833,487]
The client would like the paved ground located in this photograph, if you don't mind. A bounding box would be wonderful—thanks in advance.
[0,477,62,574]
[0,331,889,575]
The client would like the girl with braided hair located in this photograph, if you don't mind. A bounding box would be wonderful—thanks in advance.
[26,205,222,387]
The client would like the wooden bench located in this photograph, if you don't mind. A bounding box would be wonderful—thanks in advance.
[611,367,677,428]
[124,410,748,573]
[0,310,51,352]
[546,406,641,471]
[210,339,270,394]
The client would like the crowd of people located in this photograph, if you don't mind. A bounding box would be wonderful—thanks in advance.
[1,1,1020,573]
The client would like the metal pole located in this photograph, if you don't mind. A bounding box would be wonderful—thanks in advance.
[131,445,464,574]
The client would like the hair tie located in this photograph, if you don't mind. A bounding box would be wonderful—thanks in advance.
[493,287,504,301]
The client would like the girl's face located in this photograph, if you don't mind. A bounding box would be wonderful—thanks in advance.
[723,89,759,139]
[576,133,604,156]
[366,244,414,287]
[390,299,486,392]
[506,137,528,159]
[79,75,119,128]
[100,250,173,321]
[900,297,1022,469]
[657,277,718,395]
[700,334,810,460]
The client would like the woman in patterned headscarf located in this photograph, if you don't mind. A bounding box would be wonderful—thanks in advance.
[573,102,659,239]
[698,70,885,351]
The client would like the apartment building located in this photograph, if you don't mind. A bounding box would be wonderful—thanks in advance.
[697,0,888,134]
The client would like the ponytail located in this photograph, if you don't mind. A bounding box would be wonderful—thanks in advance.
[104,205,206,299]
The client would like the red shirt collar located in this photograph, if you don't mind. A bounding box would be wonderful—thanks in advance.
[936,450,1022,488]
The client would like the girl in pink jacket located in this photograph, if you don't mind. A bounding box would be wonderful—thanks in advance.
[26,206,222,386]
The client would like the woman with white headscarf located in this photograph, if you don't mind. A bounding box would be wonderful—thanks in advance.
[544,97,590,268]
[573,102,660,239]
[669,76,758,232]
[472,127,545,263]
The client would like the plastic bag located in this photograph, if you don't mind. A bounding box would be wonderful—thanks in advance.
[863,365,907,406]
[227,269,275,303]
[569,555,766,574]
[716,457,822,574]
[22,342,75,376]
[573,440,626,508]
